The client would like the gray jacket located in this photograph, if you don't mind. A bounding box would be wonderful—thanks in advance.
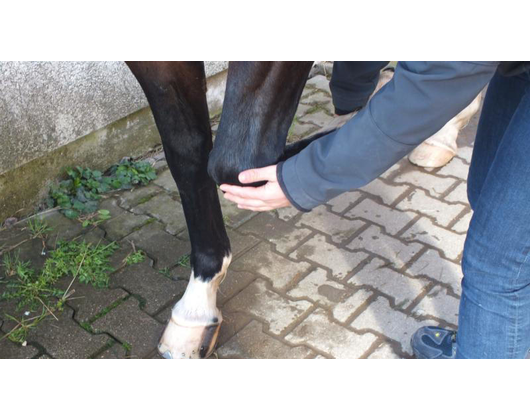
[278,61,499,211]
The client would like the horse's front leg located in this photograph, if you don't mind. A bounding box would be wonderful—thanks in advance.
[127,61,230,359]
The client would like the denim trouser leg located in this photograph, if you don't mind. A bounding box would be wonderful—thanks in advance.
[330,61,389,112]
[458,71,530,358]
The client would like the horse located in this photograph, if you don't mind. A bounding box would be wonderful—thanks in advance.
[126,61,479,359]
[126,61,318,358]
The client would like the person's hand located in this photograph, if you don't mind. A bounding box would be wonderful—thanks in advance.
[219,165,291,211]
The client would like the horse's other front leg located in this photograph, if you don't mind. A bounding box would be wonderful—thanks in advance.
[127,61,230,359]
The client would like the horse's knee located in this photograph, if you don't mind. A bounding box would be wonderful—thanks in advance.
[207,147,242,185]
[207,138,281,186]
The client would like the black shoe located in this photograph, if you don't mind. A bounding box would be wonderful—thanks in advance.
[411,326,457,359]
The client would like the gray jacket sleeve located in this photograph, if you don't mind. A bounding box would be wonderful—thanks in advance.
[278,61,499,211]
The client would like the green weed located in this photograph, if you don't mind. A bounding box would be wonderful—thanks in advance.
[48,159,157,220]
[125,250,146,266]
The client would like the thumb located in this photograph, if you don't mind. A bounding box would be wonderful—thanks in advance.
[239,165,277,184]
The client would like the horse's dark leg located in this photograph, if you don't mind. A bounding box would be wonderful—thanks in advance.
[126,61,230,359]
[208,61,314,186]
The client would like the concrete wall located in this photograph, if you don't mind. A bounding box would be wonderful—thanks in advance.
[0,61,228,176]
[0,61,228,221]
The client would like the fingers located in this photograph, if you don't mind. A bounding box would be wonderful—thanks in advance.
[237,206,274,213]
[219,184,264,199]
[219,164,290,212]
[238,165,277,184]
[222,193,266,208]
[223,192,274,212]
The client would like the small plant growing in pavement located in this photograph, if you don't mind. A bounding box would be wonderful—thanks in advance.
[0,238,120,343]
[125,250,146,266]
[176,254,191,268]
[48,159,157,220]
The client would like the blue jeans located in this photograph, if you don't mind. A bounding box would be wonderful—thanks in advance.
[459,69,530,358]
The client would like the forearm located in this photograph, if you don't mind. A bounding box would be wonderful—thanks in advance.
[279,61,499,211]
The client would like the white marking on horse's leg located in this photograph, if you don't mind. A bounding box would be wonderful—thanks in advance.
[409,93,483,168]
[158,254,231,359]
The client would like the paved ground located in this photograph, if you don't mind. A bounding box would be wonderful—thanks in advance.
[0,73,477,358]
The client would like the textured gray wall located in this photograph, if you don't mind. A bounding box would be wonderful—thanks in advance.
[0,61,228,175]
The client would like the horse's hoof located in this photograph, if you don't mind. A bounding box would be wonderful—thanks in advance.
[158,317,221,359]
[408,142,456,168]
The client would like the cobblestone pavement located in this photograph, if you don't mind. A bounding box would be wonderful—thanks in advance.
[0,74,477,358]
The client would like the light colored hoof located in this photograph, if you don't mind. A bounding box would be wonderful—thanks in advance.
[158,317,222,359]
[408,142,456,168]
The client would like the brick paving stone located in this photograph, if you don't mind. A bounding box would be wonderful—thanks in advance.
[153,169,179,194]
[299,110,334,128]
[327,191,363,214]
[287,267,351,307]
[124,221,191,269]
[176,226,259,259]
[300,91,332,105]
[379,161,405,180]
[217,320,313,359]
[92,298,164,358]
[348,258,429,309]
[402,217,465,262]
[445,183,469,204]
[285,308,377,358]
[218,190,256,228]
[238,212,312,254]
[218,270,257,306]
[332,289,373,323]
[350,296,436,355]
[222,279,312,335]
[131,194,186,235]
[118,184,162,210]
[5,237,48,272]
[294,103,312,119]
[226,228,261,259]
[406,249,463,295]
[291,233,369,279]
[367,342,401,359]
[111,260,188,315]
[452,211,472,234]
[99,198,149,237]
[0,297,29,334]
[305,75,332,95]
[275,206,300,222]
[287,271,372,324]
[63,279,129,323]
[289,122,319,140]
[346,198,417,235]
[437,157,470,180]
[28,307,108,359]
[347,225,423,270]
[216,308,253,348]
[411,286,460,326]
[458,146,474,164]
[393,171,457,199]
[397,190,466,227]
[98,197,126,219]
[103,212,153,242]
[232,242,311,290]
[107,239,145,272]
[0,335,40,358]
[296,205,365,244]
[42,212,85,245]
[360,178,410,205]
[0,224,29,252]
[95,341,128,359]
